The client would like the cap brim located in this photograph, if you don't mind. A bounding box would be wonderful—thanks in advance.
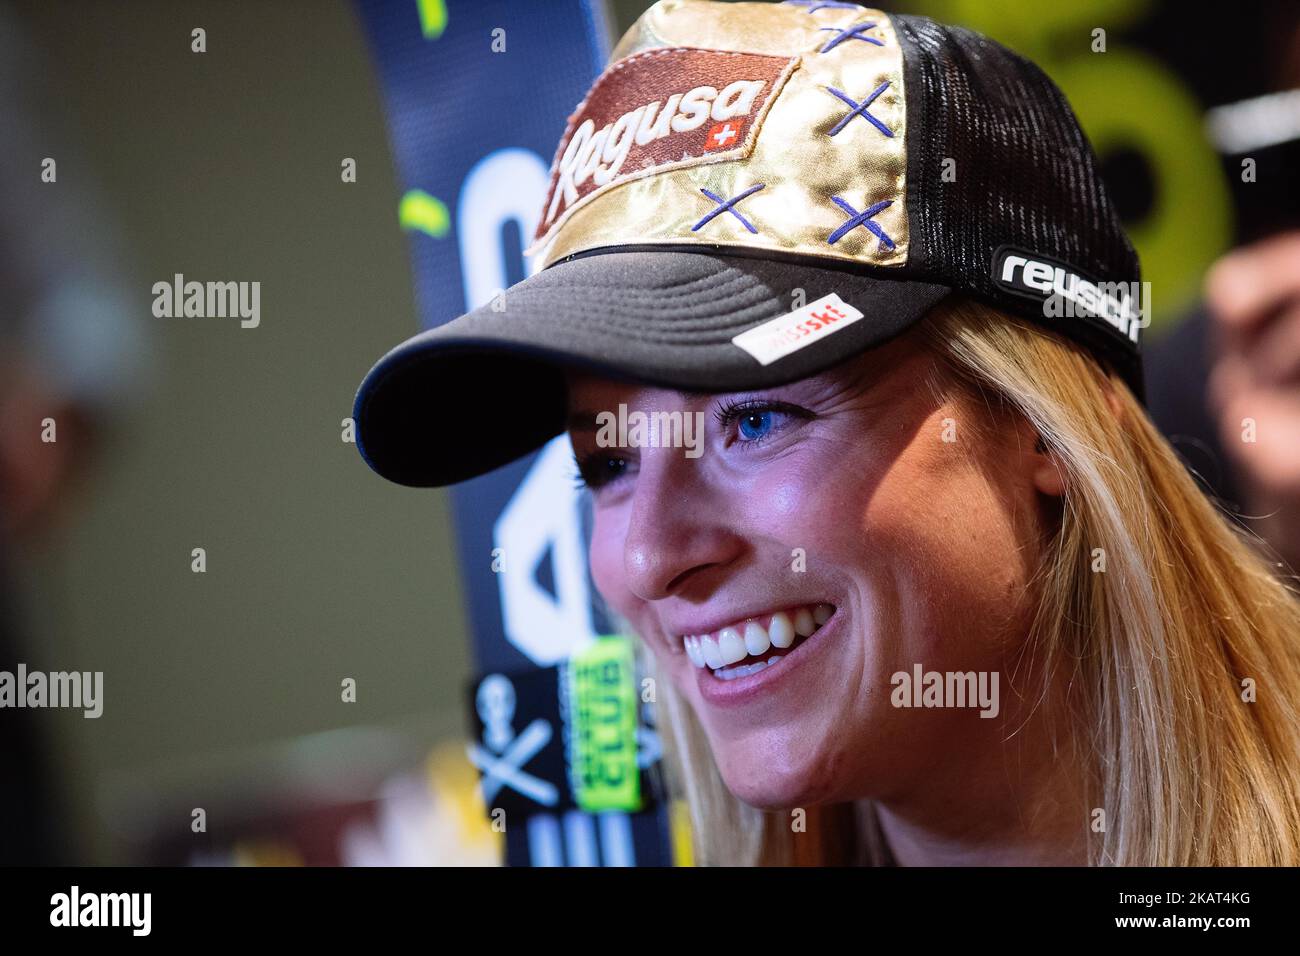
[354,249,950,487]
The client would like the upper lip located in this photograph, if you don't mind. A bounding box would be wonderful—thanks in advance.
[664,601,830,639]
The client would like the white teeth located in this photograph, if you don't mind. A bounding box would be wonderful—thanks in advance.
[678,604,836,677]
[684,636,705,668]
[717,626,747,666]
[714,659,773,681]
[700,634,724,669]
[792,606,816,637]
[767,611,795,649]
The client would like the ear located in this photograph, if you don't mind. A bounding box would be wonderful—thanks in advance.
[1100,375,1126,425]
[1029,432,1065,498]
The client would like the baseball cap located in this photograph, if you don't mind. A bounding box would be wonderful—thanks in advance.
[354,0,1143,488]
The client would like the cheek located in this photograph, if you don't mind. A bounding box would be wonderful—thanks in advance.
[587,505,628,610]
[733,458,858,553]
[761,476,801,519]
[861,439,1035,660]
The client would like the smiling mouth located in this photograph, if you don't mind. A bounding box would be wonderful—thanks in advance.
[680,603,836,681]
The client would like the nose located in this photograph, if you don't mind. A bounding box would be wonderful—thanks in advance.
[621,446,744,602]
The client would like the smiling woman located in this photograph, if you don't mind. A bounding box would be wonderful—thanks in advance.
[597,295,1300,866]
[351,1,1300,867]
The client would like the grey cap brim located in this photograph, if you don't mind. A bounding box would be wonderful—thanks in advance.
[354,249,950,487]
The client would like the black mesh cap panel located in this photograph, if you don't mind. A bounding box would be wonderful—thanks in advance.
[893,13,1144,395]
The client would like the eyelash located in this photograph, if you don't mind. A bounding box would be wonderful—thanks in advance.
[571,454,626,491]
[572,399,812,490]
[713,397,805,448]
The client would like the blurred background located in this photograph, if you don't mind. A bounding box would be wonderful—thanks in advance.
[2,0,1297,866]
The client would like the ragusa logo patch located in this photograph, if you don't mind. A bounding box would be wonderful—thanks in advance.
[535,47,797,241]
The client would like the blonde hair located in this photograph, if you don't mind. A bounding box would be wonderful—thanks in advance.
[652,296,1300,866]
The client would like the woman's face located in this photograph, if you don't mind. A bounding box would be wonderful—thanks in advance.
[565,331,1061,810]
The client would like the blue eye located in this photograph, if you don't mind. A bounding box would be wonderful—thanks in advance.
[737,410,773,442]
[714,398,813,448]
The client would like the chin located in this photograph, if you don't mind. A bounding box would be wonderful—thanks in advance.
[713,741,846,811]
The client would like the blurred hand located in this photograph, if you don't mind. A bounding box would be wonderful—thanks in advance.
[1206,231,1300,572]
[0,357,93,544]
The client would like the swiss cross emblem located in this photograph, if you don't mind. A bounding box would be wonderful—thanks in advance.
[705,120,744,151]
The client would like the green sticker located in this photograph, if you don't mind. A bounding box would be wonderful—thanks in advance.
[398,189,450,238]
[416,0,448,40]
[565,636,641,813]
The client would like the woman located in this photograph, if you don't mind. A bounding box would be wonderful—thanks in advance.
[353,1,1300,865]
[568,294,1300,866]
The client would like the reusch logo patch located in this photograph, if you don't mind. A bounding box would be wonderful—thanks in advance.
[535,47,798,241]
[992,246,1143,344]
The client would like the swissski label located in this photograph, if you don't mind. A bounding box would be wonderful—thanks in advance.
[731,292,866,366]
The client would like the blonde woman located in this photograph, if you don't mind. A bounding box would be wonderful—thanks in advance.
[353,1,1300,865]
[594,294,1300,866]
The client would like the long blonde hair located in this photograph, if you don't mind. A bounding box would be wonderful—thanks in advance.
[652,296,1300,866]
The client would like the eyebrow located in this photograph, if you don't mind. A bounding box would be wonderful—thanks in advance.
[566,389,711,431]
